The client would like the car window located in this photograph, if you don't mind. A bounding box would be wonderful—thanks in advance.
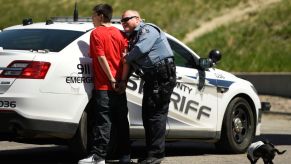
[0,29,84,52]
[168,38,197,68]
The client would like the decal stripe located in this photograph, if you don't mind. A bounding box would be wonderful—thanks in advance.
[216,79,234,88]
[187,76,197,79]
[186,75,234,88]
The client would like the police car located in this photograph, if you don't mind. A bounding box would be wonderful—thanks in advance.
[0,15,270,155]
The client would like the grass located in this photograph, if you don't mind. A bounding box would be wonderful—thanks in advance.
[188,0,291,72]
[0,0,246,39]
[0,0,290,72]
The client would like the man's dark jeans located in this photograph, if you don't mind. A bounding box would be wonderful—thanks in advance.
[90,90,130,160]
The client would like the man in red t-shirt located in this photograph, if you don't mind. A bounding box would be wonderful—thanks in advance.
[78,4,130,164]
[90,21,128,91]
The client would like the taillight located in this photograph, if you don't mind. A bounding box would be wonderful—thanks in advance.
[0,61,51,79]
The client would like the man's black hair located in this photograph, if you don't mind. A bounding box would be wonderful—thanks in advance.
[93,4,112,23]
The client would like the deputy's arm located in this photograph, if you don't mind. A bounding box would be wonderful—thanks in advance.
[125,26,159,63]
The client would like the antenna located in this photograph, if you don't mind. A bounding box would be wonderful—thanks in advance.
[73,0,78,22]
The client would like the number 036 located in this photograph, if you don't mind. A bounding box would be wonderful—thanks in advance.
[0,101,16,108]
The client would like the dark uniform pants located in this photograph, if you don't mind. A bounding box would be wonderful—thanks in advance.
[91,90,130,159]
[142,62,176,158]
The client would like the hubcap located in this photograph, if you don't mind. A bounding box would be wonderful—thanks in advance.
[233,118,243,133]
[232,107,249,144]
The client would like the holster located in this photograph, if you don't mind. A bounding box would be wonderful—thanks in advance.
[142,57,176,83]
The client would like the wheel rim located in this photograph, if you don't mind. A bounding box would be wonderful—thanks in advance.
[231,104,250,144]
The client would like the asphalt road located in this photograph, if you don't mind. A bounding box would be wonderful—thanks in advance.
[0,113,290,164]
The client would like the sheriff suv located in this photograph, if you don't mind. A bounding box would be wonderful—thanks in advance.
[0,17,270,155]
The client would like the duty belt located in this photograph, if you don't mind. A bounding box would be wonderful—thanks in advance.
[142,57,174,73]
[139,57,175,82]
[154,57,174,67]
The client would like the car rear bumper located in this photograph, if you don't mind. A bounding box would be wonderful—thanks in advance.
[0,110,78,140]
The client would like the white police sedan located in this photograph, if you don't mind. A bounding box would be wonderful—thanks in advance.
[0,17,270,155]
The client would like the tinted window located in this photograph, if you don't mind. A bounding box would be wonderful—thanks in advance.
[0,29,84,52]
[168,39,197,68]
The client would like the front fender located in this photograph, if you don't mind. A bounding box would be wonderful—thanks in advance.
[216,80,261,137]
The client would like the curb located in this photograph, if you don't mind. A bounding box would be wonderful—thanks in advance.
[263,111,291,116]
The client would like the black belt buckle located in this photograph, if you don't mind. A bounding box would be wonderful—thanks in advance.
[163,57,174,65]
[155,57,173,67]
[165,57,173,63]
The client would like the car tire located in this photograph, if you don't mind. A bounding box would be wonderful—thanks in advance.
[69,109,90,157]
[68,100,118,159]
[215,97,255,153]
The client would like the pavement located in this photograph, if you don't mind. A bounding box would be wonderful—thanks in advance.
[259,95,291,115]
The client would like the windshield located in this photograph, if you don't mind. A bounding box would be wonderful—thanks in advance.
[0,29,84,52]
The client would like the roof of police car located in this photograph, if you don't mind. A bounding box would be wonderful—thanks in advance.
[3,17,122,32]
[4,22,93,32]
[2,17,199,58]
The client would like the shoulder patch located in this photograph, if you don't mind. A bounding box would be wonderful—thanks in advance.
[140,28,150,35]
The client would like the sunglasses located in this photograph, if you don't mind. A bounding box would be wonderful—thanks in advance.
[121,16,137,23]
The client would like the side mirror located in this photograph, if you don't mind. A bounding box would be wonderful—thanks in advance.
[198,49,222,70]
[208,49,222,64]
[198,58,212,70]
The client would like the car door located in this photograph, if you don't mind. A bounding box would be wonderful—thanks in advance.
[166,38,218,139]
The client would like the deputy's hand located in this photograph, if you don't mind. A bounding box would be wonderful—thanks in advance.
[111,81,125,94]
[110,80,119,92]
[117,81,127,94]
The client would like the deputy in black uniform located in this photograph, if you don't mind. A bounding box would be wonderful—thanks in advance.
[121,10,176,164]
